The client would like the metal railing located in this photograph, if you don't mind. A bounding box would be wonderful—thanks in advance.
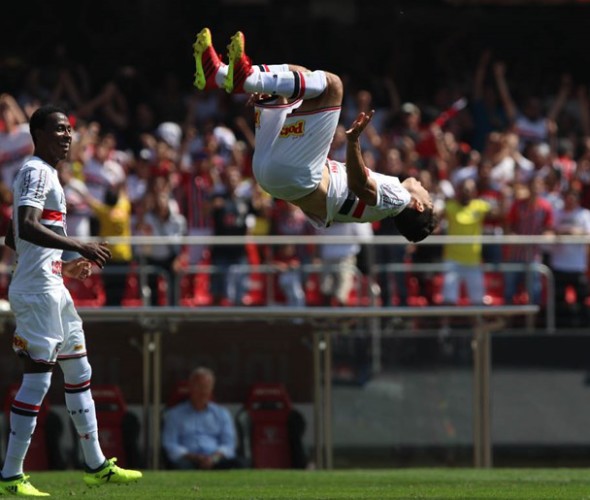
[0,304,539,470]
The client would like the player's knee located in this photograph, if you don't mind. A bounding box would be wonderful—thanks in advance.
[325,72,343,103]
[21,372,52,397]
[59,356,92,385]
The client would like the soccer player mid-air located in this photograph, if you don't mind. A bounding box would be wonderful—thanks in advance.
[193,27,437,242]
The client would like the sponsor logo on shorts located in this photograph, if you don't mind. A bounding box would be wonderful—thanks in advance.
[13,335,28,351]
[73,344,84,351]
[279,120,304,138]
[254,110,260,128]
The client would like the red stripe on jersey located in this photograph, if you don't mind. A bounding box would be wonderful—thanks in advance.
[13,400,41,412]
[298,71,306,99]
[352,201,366,218]
[41,209,63,221]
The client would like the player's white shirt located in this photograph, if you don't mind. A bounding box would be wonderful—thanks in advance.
[10,156,66,293]
[326,160,411,228]
[253,99,411,229]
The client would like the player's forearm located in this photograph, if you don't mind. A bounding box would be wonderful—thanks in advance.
[19,221,83,253]
[345,138,376,204]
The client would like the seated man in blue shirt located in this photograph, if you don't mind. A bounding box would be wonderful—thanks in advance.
[162,367,244,469]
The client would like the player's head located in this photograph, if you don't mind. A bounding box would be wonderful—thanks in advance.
[393,205,437,243]
[394,177,437,242]
[29,105,72,164]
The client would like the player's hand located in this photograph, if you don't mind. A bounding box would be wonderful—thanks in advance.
[246,93,274,106]
[62,258,93,280]
[79,242,112,269]
[345,110,375,141]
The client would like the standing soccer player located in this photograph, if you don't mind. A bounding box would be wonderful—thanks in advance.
[0,105,142,496]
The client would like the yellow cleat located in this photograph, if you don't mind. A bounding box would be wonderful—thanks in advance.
[83,458,142,488]
[193,27,223,90]
[0,475,50,497]
[224,31,253,94]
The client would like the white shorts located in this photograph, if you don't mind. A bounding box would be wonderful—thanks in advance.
[253,101,341,201]
[9,287,87,364]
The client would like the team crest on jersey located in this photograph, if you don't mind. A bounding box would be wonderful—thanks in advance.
[280,120,305,138]
[254,110,261,128]
[51,260,63,276]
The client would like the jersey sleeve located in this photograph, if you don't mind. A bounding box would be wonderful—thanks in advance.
[15,166,50,211]
[374,174,411,216]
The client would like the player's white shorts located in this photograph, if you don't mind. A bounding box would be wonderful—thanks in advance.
[253,101,341,201]
[9,286,87,365]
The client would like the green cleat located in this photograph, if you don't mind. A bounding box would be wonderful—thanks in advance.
[0,475,50,497]
[83,458,142,488]
[193,27,223,91]
[224,31,253,94]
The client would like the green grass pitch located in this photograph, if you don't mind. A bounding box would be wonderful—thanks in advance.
[22,468,590,499]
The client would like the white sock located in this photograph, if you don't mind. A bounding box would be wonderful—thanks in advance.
[215,64,228,88]
[255,64,290,73]
[243,69,327,99]
[213,64,289,89]
[2,373,52,478]
[61,357,105,470]
[66,390,105,470]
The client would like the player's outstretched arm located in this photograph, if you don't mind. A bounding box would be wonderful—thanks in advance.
[345,111,378,205]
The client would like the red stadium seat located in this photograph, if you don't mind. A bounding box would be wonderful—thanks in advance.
[166,380,190,408]
[90,385,131,468]
[64,273,106,308]
[243,383,294,469]
[121,271,143,307]
[304,273,323,306]
[484,272,505,306]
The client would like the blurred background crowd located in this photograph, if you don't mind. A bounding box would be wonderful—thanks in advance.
[2,0,590,325]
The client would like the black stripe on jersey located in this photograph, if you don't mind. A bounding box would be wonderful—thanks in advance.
[34,169,47,200]
[21,169,33,197]
[289,71,301,99]
[43,225,66,237]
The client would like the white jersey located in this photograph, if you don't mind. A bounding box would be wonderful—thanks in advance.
[327,159,411,227]
[10,156,67,293]
[252,99,411,229]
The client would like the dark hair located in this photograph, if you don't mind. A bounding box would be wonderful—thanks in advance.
[104,188,120,207]
[29,105,66,145]
[393,206,437,243]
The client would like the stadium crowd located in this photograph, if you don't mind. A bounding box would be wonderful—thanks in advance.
[1,44,590,325]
